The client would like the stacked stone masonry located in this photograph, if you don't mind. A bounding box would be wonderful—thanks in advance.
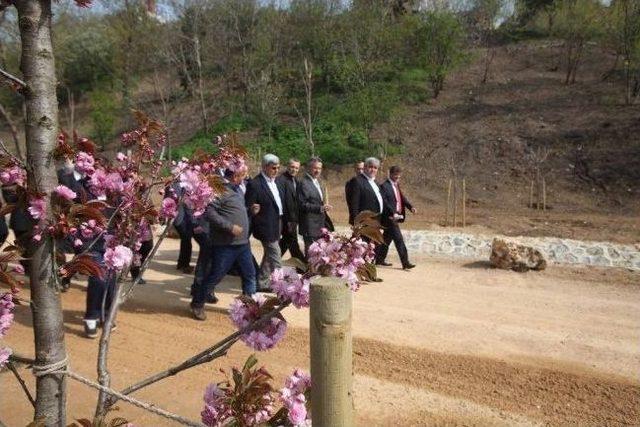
[335,227,640,271]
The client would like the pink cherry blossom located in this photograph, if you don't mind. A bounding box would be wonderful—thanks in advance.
[281,369,312,426]
[0,347,11,368]
[54,184,77,201]
[104,245,133,271]
[0,165,26,187]
[229,294,287,351]
[160,197,178,220]
[75,151,95,176]
[0,293,15,339]
[11,264,24,275]
[28,197,46,220]
[270,267,310,308]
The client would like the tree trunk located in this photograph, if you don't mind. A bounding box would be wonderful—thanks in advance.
[15,0,67,425]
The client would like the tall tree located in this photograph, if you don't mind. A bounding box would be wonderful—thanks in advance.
[13,0,67,424]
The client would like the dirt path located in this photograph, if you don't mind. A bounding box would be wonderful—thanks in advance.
[2,237,639,426]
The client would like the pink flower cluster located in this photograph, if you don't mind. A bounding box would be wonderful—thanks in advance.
[90,169,124,198]
[75,151,95,176]
[201,381,274,427]
[159,197,178,220]
[307,230,375,291]
[0,293,15,368]
[54,184,77,201]
[104,245,133,271]
[270,267,310,308]
[0,293,14,339]
[218,147,247,174]
[229,294,287,351]
[178,169,215,217]
[0,164,26,186]
[28,197,47,220]
[281,369,312,426]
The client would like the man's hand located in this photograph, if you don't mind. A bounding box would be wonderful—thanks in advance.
[410,207,417,214]
[231,225,243,236]
[250,204,260,215]
[322,204,333,212]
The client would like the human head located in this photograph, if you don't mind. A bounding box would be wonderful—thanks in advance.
[389,165,402,182]
[261,153,280,179]
[354,161,364,176]
[225,165,248,185]
[286,158,301,177]
[363,157,380,179]
[307,157,323,179]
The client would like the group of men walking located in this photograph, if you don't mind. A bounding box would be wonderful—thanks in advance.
[183,154,417,320]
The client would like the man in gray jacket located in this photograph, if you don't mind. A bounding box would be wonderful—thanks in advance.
[190,167,255,321]
[298,157,333,255]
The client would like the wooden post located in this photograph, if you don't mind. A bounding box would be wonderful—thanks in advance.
[543,178,547,211]
[462,178,466,228]
[445,179,452,226]
[529,180,534,209]
[452,179,458,227]
[310,276,353,427]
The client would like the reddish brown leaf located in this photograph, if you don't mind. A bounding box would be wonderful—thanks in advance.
[60,255,104,279]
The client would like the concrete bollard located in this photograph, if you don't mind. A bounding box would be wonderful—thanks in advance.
[310,276,354,427]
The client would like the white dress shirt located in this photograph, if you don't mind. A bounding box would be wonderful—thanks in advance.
[310,175,323,202]
[262,173,283,215]
[391,180,402,213]
[366,175,383,213]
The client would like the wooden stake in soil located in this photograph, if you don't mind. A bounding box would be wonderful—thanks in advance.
[462,178,466,228]
[542,177,547,211]
[529,180,534,209]
[310,277,353,427]
[445,179,452,226]
[452,179,458,227]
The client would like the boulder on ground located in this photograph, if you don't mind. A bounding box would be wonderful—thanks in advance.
[490,238,547,272]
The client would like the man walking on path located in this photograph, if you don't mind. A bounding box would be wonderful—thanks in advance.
[297,157,334,256]
[345,161,364,225]
[377,165,416,269]
[277,158,305,262]
[347,157,387,281]
[191,167,255,320]
[245,154,285,291]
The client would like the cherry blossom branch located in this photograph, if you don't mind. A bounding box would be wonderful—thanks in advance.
[0,68,26,93]
[104,302,289,410]
[6,361,35,407]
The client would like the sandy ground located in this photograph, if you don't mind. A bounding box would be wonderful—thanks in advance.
[1,236,639,426]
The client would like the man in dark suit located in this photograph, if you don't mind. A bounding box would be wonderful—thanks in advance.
[347,157,388,282]
[277,158,305,262]
[245,153,284,291]
[377,165,416,270]
[298,157,333,255]
[345,161,364,225]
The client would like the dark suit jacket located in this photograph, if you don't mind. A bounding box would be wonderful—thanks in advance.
[276,172,299,225]
[380,179,413,225]
[345,176,359,225]
[297,174,329,238]
[347,174,389,225]
[245,173,284,242]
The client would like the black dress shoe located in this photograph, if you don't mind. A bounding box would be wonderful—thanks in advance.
[376,261,392,267]
[190,304,207,321]
[403,263,416,270]
[205,293,218,304]
[371,277,383,282]
[257,286,272,293]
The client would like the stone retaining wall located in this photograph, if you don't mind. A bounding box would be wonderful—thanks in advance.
[335,227,640,271]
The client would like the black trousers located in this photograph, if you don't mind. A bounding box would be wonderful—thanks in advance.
[376,222,410,267]
[131,239,153,279]
[174,221,193,268]
[279,224,305,261]
[85,255,116,320]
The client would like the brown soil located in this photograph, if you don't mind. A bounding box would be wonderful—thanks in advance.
[2,238,639,426]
